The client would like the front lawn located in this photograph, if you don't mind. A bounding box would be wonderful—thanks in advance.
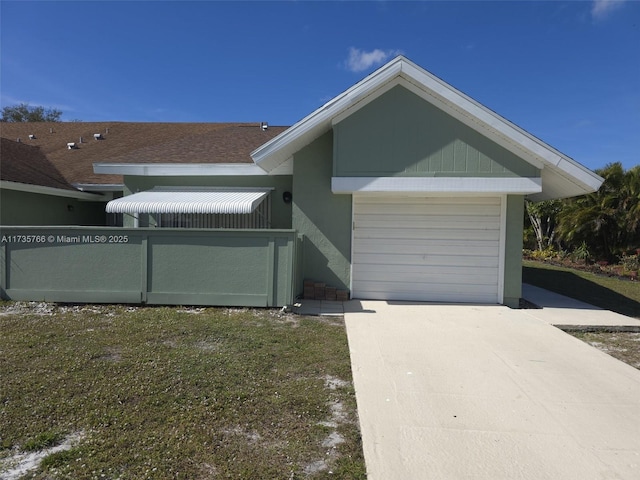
[0,303,366,479]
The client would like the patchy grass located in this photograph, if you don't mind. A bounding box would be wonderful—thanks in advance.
[570,332,640,370]
[523,260,640,319]
[0,303,366,479]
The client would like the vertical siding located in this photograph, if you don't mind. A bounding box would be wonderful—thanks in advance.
[333,85,539,179]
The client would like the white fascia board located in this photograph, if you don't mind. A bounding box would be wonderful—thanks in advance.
[0,180,105,201]
[331,177,542,195]
[93,163,291,176]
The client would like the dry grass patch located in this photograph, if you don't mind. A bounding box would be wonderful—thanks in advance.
[570,331,640,370]
[0,302,365,479]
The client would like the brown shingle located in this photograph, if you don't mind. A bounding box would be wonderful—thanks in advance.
[0,122,288,186]
[0,137,76,190]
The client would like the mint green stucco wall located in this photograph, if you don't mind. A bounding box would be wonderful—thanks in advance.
[292,131,352,294]
[1,188,107,226]
[333,85,540,179]
[503,195,525,308]
[123,175,292,229]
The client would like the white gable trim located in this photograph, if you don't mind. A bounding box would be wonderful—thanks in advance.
[331,177,542,195]
[251,56,603,200]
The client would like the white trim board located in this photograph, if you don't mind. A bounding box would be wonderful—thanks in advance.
[332,177,542,195]
[93,161,292,177]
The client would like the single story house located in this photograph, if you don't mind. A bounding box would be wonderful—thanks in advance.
[0,56,603,307]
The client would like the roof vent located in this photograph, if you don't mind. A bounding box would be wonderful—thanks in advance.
[260,122,268,131]
[94,133,103,140]
[79,136,84,144]
[28,134,36,140]
[67,142,77,149]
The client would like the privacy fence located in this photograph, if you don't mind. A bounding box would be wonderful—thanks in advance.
[0,227,299,307]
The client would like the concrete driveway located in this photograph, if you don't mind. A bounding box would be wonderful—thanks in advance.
[344,296,640,479]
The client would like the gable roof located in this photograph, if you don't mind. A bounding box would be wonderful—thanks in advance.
[252,56,603,201]
[0,122,287,187]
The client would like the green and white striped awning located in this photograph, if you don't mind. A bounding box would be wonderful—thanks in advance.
[105,187,272,214]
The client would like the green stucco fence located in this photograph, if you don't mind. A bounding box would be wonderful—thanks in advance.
[0,227,298,307]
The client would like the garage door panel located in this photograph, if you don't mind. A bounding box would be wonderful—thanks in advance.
[355,196,501,206]
[355,281,499,301]
[353,239,499,256]
[355,203,500,216]
[354,270,498,285]
[352,195,501,304]
[354,215,501,230]
[354,227,499,241]
[353,253,499,267]
[354,263,498,277]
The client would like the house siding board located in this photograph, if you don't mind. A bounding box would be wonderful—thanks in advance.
[123,175,293,229]
[292,131,352,294]
[333,85,539,179]
[352,196,501,303]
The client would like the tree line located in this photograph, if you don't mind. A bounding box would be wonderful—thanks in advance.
[525,162,640,262]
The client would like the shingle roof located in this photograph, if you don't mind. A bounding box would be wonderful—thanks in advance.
[0,122,288,187]
[0,137,77,191]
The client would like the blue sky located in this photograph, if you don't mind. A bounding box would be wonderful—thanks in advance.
[1,1,638,171]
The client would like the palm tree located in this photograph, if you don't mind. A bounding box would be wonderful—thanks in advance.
[556,162,639,260]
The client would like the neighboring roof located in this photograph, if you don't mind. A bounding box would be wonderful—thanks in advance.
[0,137,76,191]
[0,122,287,187]
[105,186,272,214]
[252,56,603,201]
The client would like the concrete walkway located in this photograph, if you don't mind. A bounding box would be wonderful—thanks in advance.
[344,297,640,479]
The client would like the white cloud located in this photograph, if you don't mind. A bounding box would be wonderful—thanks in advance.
[591,0,626,20]
[344,47,402,73]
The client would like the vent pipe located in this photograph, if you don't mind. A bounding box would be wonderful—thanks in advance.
[260,122,268,131]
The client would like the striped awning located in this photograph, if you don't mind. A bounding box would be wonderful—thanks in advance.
[105,187,272,214]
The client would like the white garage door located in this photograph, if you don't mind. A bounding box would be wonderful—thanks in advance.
[352,196,502,303]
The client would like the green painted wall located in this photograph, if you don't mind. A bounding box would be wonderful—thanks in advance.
[0,227,296,307]
[1,189,107,226]
[333,85,540,178]
[292,131,352,294]
[503,195,525,308]
[123,175,293,229]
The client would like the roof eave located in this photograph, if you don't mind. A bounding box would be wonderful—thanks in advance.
[0,180,105,201]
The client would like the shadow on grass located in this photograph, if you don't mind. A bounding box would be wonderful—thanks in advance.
[523,266,640,319]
